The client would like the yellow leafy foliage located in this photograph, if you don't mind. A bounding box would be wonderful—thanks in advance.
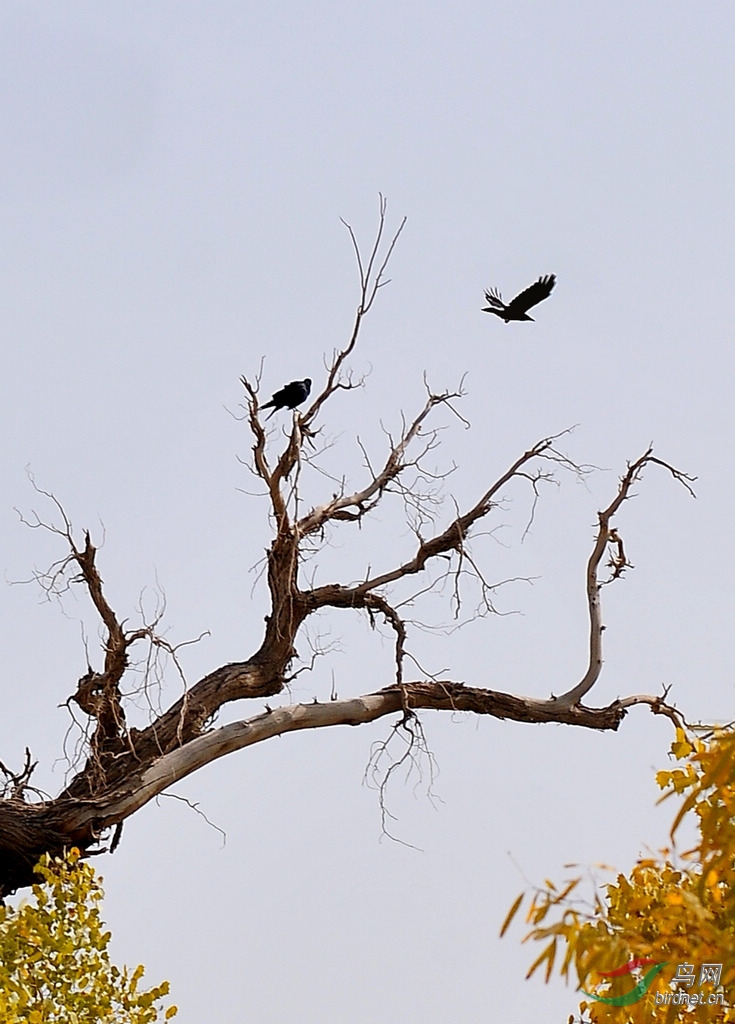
[0,848,177,1023]
[505,728,735,1022]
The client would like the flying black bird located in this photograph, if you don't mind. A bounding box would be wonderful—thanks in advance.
[261,378,312,419]
[482,274,556,323]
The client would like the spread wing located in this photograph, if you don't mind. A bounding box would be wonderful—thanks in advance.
[483,287,506,311]
[506,274,556,314]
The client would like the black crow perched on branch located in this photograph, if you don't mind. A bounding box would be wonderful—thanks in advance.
[482,274,556,323]
[261,378,312,419]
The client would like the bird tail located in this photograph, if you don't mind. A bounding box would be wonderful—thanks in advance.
[259,400,279,420]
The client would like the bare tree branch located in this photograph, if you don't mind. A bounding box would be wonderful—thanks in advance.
[296,384,465,537]
[554,448,697,709]
[59,679,680,841]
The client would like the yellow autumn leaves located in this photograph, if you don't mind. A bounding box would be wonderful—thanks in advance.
[505,727,735,1023]
[0,848,177,1023]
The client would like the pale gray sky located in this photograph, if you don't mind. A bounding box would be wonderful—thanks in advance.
[2,2,734,1020]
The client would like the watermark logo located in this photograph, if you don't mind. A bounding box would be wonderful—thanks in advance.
[582,958,667,1007]
[583,959,727,1009]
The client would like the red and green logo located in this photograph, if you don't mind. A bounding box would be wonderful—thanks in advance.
[582,958,668,1006]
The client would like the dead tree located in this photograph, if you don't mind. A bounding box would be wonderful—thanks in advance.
[0,198,695,897]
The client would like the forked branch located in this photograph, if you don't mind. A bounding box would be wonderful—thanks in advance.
[297,383,465,537]
[554,447,696,709]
